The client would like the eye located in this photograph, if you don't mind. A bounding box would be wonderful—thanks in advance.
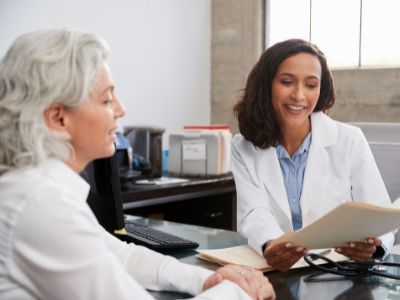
[306,84,317,89]
[281,80,293,85]
[104,99,113,105]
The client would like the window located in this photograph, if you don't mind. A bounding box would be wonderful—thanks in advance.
[264,0,400,68]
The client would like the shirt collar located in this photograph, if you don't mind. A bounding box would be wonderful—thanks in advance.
[276,132,312,160]
[42,159,90,202]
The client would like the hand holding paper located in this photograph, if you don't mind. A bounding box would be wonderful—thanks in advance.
[335,237,382,263]
[270,199,400,255]
[263,241,309,272]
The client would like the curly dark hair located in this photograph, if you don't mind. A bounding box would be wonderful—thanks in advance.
[233,39,335,149]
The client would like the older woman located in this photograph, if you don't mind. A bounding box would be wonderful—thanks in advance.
[232,39,394,272]
[0,29,274,300]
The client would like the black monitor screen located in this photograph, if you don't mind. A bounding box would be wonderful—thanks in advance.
[80,151,125,232]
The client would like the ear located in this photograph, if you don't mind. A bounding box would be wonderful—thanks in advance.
[44,103,70,136]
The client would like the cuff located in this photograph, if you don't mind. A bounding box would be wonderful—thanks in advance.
[159,259,214,295]
[192,280,252,300]
[261,240,273,258]
[372,245,387,260]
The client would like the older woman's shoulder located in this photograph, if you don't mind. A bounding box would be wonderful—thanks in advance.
[0,163,89,220]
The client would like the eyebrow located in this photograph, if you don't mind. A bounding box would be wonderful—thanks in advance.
[101,85,114,94]
[278,73,320,80]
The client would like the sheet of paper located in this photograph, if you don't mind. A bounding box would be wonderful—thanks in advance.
[182,140,206,161]
[270,201,400,249]
[391,198,400,210]
[197,245,348,271]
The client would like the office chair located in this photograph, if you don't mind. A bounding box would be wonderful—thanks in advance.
[348,122,400,143]
[349,123,400,245]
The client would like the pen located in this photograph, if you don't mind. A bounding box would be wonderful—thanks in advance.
[308,249,331,261]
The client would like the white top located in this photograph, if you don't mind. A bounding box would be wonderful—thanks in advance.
[0,159,251,300]
[232,112,394,257]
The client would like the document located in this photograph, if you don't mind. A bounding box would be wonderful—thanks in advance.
[270,199,400,249]
[196,245,348,272]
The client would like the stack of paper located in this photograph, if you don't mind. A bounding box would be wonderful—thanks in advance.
[269,199,400,250]
[169,125,232,176]
[196,245,348,272]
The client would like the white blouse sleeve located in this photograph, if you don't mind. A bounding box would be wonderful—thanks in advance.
[102,229,214,295]
[11,185,155,300]
[9,182,251,300]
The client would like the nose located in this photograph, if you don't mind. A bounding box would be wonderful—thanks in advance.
[291,83,305,102]
[113,96,126,119]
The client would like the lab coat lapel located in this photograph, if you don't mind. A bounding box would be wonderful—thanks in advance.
[259,147,292,223]
[300,112,338,222]
[300,143,327,220]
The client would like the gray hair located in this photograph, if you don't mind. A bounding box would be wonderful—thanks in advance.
[0,28,110,174]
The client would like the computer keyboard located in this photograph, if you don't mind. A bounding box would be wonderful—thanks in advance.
[124,221,199,249]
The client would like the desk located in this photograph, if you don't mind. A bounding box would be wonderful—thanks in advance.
[122,175,237,231]
[126,215,400,300]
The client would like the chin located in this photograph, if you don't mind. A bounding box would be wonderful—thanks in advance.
[97,145,116,160]
[283,118,308,129]
[105,146,116,158]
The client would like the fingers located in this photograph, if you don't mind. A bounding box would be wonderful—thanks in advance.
[241,267,264,300]
[260,277,276,300]
[264,242,293,258]
[242,269,262,300]
[216,265,258,300]
[216,265,275,300]
[367,238,382,246]
[213,273,223,286]
[266,244,309,272]
[206,265,272,300]
[335,238,382,263]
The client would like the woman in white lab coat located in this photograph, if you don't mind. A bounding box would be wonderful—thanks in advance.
[232,39,394,272]
[0,29,274,300]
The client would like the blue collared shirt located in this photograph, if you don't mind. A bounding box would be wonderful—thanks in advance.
[276,132,312,232]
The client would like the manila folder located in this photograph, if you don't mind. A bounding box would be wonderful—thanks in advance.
[270,199,400,249]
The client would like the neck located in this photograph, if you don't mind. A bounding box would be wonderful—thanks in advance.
[64,156,87,174]
[278,117,311,158]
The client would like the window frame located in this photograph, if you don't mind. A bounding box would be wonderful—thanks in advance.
[263,0,400,69]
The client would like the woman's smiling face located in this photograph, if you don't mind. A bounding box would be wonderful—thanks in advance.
[271,52,322,130]
[65,62,125,164]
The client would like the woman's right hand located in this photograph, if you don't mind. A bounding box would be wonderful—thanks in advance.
[263,242,309,272]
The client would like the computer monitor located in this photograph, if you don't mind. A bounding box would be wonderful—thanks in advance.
[80,151,125,233]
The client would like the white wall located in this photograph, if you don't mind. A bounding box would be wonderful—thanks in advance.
[0,0,211,149]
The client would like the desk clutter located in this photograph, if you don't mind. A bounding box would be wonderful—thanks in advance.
[115,126,165,182]
[169,125,232,176]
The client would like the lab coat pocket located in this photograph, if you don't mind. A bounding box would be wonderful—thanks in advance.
[321,180,352,213]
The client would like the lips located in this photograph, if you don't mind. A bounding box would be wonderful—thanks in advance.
[109,129,117,135]
[108,126,118,135]
[285,104,306,111]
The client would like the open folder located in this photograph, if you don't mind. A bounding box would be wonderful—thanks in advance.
[196,246,348,272]
[269,198,400,250]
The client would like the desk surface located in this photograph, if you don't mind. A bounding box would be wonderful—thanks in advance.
[121,175,235,210]
[125,215,400,300]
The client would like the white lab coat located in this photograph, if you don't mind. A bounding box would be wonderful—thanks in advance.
[232,112,394,257]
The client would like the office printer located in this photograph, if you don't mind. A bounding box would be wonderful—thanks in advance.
[169,129,232,177]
